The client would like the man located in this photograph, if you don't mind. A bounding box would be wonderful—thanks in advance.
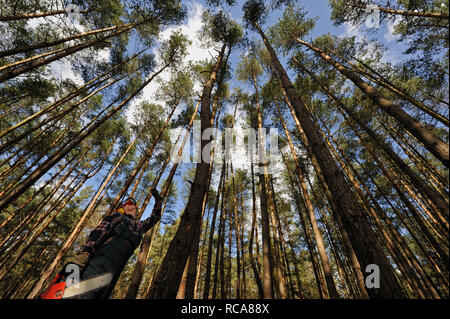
[69,189,163,298]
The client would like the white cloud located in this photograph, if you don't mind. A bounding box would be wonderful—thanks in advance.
[127,1,214,121]
[343,21,364,41]
[383,17,401,43]
[48,58,84,85]
[160,1,214,64]
[21,3,109,86]
[341,19,404,66]
[47,46,110,87]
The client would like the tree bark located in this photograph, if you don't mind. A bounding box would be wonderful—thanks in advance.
[0,23,132,58]
[146,43,227,299]
[294,39,449,167]
[299,63,449,230]
[353,125,449,270]
[125,98,201,299]
[0,60,169,212]
[0,8,92,22]
[275,99,339,299]
[203,163,225,299]
[251,70,274,299]
[0,52,140,141]
[0,19,148,83]
[281,150,328,299]
[323,48,449,126]
[347,3,449,19]
[255,22,404,298]
[248,161,264,299]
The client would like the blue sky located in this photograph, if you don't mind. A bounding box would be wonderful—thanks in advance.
[116,0,413,222]
[30,0,416,227]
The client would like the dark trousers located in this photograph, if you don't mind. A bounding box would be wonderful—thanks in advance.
[75,223,141,299]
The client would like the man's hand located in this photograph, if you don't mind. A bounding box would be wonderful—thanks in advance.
[151,188,163,203]
[68,252,90,268]
[151,188,163,218]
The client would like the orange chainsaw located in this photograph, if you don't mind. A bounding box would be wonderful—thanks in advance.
[40,264,112,299]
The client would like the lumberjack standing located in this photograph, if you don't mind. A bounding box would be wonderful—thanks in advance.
[69,189,163,298]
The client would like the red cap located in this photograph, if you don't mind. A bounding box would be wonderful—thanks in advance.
[119,197,136,209]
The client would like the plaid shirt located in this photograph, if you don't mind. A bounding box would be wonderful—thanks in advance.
[81,208,161,256]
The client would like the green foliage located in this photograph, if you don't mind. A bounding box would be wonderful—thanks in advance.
[0,0,448,300]
[160,31,191,66]
[236,51,264,83]
[205,0,237,6]
[269,4,317,53]
[171,102,198,129]
[125,0,186,25]
[243,0,268,28]
[155,69,193,107]
[328,0,449,89]
[81,0,125,27]
[200,10,243,48]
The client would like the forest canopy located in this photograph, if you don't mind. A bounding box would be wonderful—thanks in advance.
[0,0,448,300]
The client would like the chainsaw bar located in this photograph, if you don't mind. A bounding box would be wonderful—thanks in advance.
[62,272,113,299]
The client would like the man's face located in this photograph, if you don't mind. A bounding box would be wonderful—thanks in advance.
[124,202,137,218]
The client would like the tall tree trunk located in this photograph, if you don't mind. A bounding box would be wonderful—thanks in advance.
[299,63,449,231]
[0,59,169,212]
[186,168,213,299]
[317,205,355,298]
[0,106,85,183]
[0,8,92,22]
[322,119,443,299]
[353,125,449,270]
[0,52,140,141]
[347,3,449,19]
[255,22,404,298]
[323,48,449,126]
[2,232,57,299]
[230,162,242,298]
[281,150,328,298]
[195,206,211,298]
[203,163,225,299]
[248,161,264,299]
[239,190,247,299]
[125,99,202,299]
[106,98,179,215]
[176,258,190,299]
[0,147,89,255]
[213,164,228,299]
[268,176,290,299]
[360,158,448,282]
[146,43,227,299]
[226,203,233,298]
[275,99,339,299]
[25,145,116,297]
[274,51,371,301]
[285,231,306,298]
[0,19,149,83]
[0,140,81,232]
[4,159,102,285]
[0,109,89,197]
[379,118,448,201]
[251,71,274,299]
[185,83,226,299]
[0,23,133,58]
[294,39,449,167]
[316,117,431,298]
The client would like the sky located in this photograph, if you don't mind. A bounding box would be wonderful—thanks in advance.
[124,0,409,220]
[126,0,407,119]
[21,0,414,224]
[22,0,406,101]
